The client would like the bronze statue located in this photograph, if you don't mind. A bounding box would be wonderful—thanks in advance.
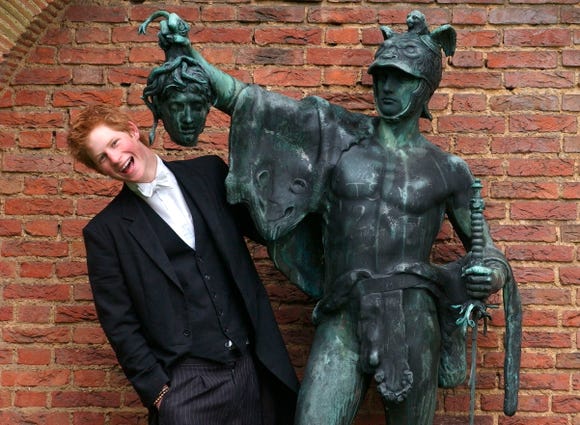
[139,10,521,425]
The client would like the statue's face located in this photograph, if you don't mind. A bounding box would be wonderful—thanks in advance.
[373,67,423,120]
[158,88,210,146]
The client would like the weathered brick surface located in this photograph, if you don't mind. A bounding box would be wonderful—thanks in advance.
[0,1,578,424]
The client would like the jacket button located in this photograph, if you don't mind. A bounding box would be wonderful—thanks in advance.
[225,340,233,349]
[183,329,191,337]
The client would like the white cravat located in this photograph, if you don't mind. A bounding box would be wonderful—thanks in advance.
[128,156,195,249]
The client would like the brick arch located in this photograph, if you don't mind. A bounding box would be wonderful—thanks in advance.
[0,0,72,86]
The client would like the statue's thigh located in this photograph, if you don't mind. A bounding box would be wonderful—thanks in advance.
[385,289,441,424]
[296,310,368,425]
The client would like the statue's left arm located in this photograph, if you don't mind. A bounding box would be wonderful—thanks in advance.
[445,159,521,416]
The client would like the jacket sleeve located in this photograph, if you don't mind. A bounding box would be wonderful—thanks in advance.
[83,220,169,407]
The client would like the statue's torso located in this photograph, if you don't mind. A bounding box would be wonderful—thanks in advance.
[323,137,465,282]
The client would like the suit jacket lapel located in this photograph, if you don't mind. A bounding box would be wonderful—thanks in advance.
[118,185,183,290]
[167,162,237,273]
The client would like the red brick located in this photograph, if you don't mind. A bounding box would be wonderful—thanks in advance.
[561,225,580,243]
[491,136,560,153]
[522,332,572,349]
[41,27,72,46]
[0,261,17,279]
[254,27,323,46]
[76,27,109,44]
[505,71,575,89]
[483,393,548,412]
[23,177,59,195]
[17,348,51,365]
[519,288,571,306]
[510,201,577,221]
[20,262,53,279]
[237,47,304,66]
[129,4,200,26]
[238,6,305,23]
[59,47,126,65]
[323,68,360,86]
[13,90,45,107]
[452,8,488,25]
[65,6,128,23]
[560,267,580,285]
[442,71,502,89]
[563,310,580,327]
[507,245,574,262]
[0,219,21,236]
[5,198,73,216]
[3,284,70,301]
[74,369,107,387]
[55,305,97,323]
[489,7,558,25]
[72,66,105,85]
[13,68,71,85]
[519,372,571,391]
[438,115,505,133]
[563,94,580,112]
[562,136,579,154]
[326,27,360,45]
[491,225,557,242]
[455,136,488,154]
[510,115,577,133]
[307,47,372,66]
[2,327,71,344]
[54,348,117,367]
[128,46,165,64]
[189,27,253,44]
[56,261,88,279]
[552,395,580,413]
[72,411,107,425]
[504,29,570,47]
[0,110,64,127]
[451,94,486,112]
[72,326,107,345]
[77,197,114,217]
[53,88,126,107]
[16,305,51,323]
[201,6,236,22]
[28,46,57,65]
[308,7,376,24]
[555,352,580,369]
[508,158,575,177]
[457,30,500,48]
[563,49,580,67]
[52,391,121,408]
[254,67,321,87]
[14,391,47,407]
[61,178,120,196]
[488,51,558,69]
[24,220,59,237]
[450,51,485,68]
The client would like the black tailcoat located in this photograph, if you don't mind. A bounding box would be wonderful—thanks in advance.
[83,155,298,423]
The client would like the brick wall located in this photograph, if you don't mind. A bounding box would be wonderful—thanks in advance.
[0,1,578,424]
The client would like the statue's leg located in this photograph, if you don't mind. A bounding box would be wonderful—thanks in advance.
[384,289,441,425]
[296,308,369,425]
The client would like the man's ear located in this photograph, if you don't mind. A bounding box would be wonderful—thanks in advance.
[128,121,140,139]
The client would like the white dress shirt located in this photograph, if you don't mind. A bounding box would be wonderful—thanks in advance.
[128,156,195,249]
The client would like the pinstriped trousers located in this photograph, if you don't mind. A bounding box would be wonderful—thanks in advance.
[158,353,263,425]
